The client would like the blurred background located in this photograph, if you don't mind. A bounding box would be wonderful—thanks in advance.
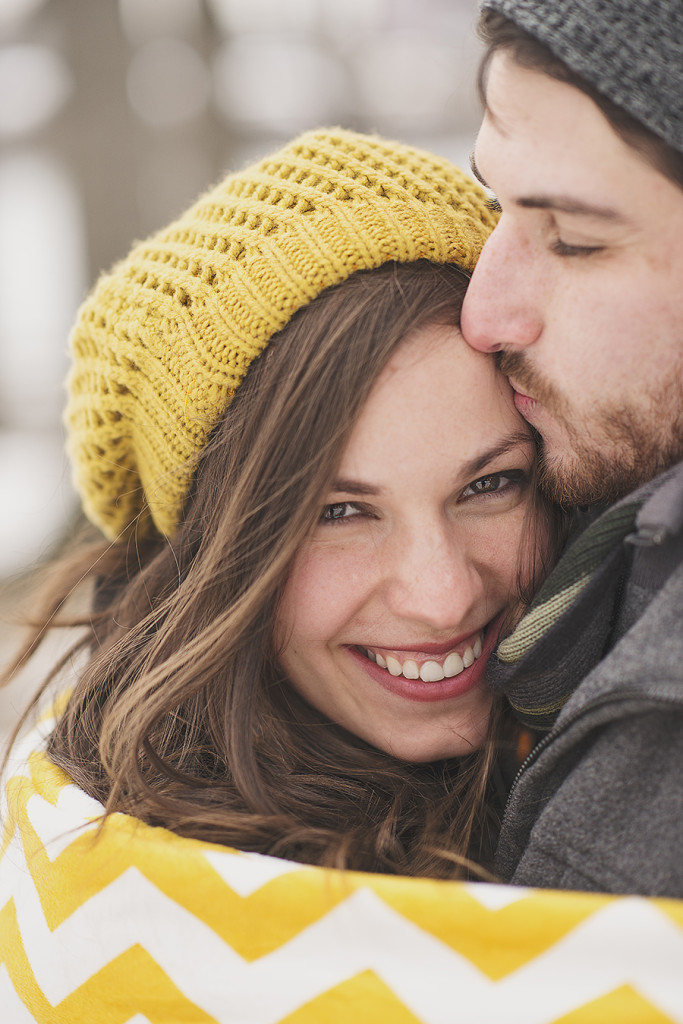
[0,0,484,735]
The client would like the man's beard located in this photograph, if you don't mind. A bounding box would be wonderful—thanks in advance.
[498,350,683,507]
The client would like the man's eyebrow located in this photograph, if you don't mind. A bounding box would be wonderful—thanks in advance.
[458,431,534,480]
[516,195,625,220]
[471,153,626,222]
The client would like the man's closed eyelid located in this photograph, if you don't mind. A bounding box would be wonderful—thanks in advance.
[551,239,605,256]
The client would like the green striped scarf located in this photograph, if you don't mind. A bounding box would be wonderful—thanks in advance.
[488,499,643,730]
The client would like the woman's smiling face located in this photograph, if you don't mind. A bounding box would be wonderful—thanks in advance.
[276,321,537,762]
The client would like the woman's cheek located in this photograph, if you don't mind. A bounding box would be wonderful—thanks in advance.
[278,536,379,647]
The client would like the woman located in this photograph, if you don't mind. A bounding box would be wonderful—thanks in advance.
[2,129,552,884]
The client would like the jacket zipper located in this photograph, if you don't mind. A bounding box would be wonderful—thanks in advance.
[506,688,683,802]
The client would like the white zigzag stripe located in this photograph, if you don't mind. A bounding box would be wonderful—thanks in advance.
[203,847,307,898]
[0,739,40,826]
[463,880,529,911]
[25,791,102,862]
[0,964,37,1024]
[0,717,57,826]
[9,852,244,1008]
[496,896,683,1024]
[7,817,683,1024]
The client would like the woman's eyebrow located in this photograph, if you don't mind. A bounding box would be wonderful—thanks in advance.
[330,478,383,496]
[459,431,534,479]
[330,432,532,496]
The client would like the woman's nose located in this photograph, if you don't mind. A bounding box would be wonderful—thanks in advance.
[382,528,487,632]
[461,219,544,353]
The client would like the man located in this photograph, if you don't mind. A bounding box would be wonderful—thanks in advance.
[460,0,683,897]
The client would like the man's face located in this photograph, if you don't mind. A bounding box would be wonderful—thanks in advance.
[461,52,683,506]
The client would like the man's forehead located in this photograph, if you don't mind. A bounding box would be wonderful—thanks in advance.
[480,53,585,137]
[472,54,668,217]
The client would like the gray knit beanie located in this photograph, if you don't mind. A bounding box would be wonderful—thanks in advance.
[479,0,683,154]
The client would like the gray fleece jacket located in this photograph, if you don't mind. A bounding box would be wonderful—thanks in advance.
[495,460,683,897]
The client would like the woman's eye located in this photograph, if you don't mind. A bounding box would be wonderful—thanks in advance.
[464,473,504,496]
[321,502,362,523]
[461,470,527,499]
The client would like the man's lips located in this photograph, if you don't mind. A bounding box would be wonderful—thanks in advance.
[508,378,533,401]
[508,380,539,418]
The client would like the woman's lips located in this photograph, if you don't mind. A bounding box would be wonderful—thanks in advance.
[346,617,503,704]
[362,632,483,682]
[372,634,482,657]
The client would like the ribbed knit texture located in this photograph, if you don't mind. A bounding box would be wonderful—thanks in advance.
[480,0,683,153]
[487,497,644,730]
[65,128,497,539]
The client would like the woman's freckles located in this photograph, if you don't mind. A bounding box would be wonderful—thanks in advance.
[277,320,534,762]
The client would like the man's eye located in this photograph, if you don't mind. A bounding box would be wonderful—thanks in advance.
[551,239,604,257]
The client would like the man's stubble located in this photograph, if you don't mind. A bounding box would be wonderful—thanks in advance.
[498,350,683,507]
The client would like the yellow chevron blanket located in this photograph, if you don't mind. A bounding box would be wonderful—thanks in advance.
[3,712,683,1024]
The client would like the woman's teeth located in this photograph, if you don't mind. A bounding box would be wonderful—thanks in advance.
[363,634,483,682]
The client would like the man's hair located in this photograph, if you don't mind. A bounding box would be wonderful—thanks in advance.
[478,10,683,191]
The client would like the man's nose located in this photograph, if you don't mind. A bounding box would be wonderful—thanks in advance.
[461,219,543,353]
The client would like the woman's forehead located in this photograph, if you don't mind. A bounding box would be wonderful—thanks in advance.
[337,322,531,485]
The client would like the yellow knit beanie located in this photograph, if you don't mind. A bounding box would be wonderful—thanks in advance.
[66,128,498,539]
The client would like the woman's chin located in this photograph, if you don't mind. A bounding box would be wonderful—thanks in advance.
[367,710,492,763]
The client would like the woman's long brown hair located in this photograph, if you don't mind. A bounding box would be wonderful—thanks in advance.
[4,261,553,879]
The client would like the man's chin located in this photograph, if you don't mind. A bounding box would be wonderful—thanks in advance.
[521,378,683,507]
[537,453,610,507]
[537,440,665,508]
